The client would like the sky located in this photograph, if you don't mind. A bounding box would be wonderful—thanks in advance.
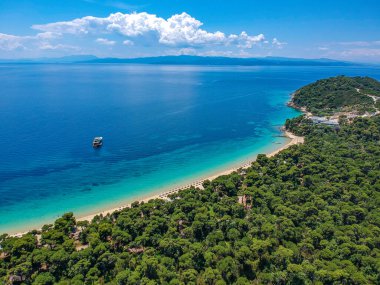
[0,0,379,62]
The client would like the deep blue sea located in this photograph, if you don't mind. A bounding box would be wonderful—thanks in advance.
[1,64,379,234]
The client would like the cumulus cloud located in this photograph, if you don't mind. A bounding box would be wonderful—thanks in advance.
[32,12,268,48]
[231,32,265,48]
[96,38,116,45]
[1,11,286,58]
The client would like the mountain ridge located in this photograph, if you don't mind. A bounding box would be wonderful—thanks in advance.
[0,55,357,66]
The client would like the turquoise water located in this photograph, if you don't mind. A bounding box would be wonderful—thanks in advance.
[1,64,379,234]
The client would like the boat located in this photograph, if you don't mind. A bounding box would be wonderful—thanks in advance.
[92,137,103,148]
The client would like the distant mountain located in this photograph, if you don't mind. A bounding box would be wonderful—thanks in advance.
[82,55,354,66]
[0,55,356,66]
[0,55,98,64]
[39,55,99,63]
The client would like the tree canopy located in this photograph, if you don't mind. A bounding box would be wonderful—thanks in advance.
[291,76,380,115]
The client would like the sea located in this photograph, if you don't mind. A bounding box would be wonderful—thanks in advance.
[1,64,379,234]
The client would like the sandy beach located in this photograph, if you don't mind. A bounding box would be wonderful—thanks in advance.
[76,131,304,222]
[11,130,304,237]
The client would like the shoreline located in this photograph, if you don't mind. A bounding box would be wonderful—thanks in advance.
[10,130,304,238]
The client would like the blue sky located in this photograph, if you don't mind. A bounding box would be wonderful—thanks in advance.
[0,0,379,62]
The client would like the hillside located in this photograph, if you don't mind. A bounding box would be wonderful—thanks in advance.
[83,55,353,66]
[291,76,380,116]
[1,113,379,284]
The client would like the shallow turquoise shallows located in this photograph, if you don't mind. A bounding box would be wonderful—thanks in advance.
[1,64,379,234]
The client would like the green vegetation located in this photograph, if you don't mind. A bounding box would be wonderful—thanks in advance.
[291,76,380,115]
[1,114,379,284]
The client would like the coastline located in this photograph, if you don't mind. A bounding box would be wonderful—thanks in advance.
[10,130,304,237]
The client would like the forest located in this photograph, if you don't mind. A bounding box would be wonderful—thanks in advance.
[291,76,380,115]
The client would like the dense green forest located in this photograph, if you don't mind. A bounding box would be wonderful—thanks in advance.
[291,76,380,115]
[1,113,379,284]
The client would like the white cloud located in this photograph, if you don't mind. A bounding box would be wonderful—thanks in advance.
[32,12,268,48]
[158,13,226,46]
[0,33,25,50]
[320,47,380,63]
[35,32,61,40]
[199,50,252,57]
[272,38,287,49]
[1,11,287,58]
[39,43,79,50]
[318,40,380,62]
[232,32,265,48]
[337,40,380,47]
[0,32,63,51]
[339,41,371,47]
[173,47,255,58]
[122,39,134,46]
[340,48,380,57]
[177,47,197,55]
[96,38,116,45]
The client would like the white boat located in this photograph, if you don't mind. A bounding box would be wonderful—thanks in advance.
[92,137,103,148]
